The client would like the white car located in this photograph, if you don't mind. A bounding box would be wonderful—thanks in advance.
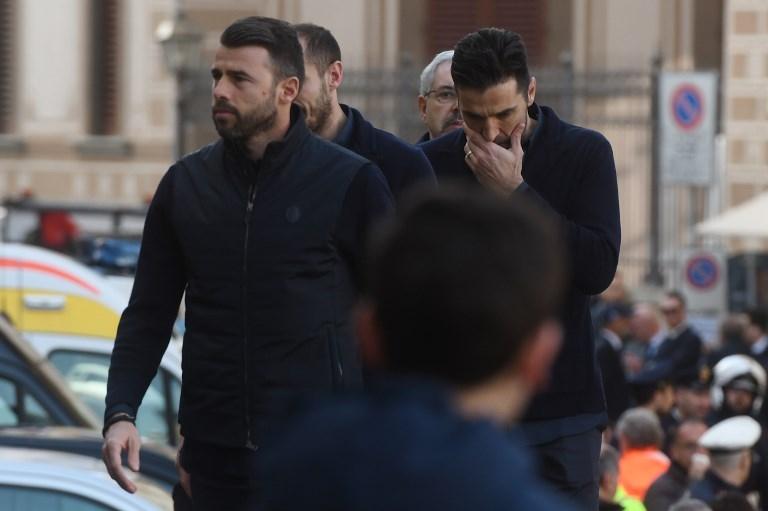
[24,333,182,446]
[0,446,173,510]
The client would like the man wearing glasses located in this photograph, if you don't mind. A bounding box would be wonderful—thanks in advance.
[416,50,463,142]
[648,290,703,378]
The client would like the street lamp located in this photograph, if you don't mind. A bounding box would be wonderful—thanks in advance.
[156,13,204,159]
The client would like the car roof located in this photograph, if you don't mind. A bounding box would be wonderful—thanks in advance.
[0,446,172,510]
[23,331,182,379]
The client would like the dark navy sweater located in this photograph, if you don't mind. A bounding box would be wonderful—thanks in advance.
[421,104,620,437]
[261,377,577,511]
[335,104,437,202]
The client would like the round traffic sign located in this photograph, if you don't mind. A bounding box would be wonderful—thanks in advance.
[671,84,704,131]
[685,254,719,290]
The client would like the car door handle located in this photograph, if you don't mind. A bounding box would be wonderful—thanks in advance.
[23,294,67,311]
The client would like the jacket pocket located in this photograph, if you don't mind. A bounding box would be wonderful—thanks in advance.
[326,325,344,388]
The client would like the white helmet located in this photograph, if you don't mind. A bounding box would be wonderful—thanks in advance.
[711,355,767,414]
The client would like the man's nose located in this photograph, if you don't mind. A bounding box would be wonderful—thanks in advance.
[481,120,500,142]
[212,79,232,101]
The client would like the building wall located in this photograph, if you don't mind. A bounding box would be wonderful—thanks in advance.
[0,0,177,205]
[0,0,405,206]
[723,0,768,209]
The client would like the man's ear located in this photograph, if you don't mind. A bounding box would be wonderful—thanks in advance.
[355,301,386,369]
[277,76,300,104]
[515,319,561,391]
[527,76,537,106]
[417,95,427,121]
[325,60,344,93]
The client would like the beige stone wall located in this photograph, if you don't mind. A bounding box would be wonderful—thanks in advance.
[0,0,405,206]
[0,0,176,206]
[724,0,768,208]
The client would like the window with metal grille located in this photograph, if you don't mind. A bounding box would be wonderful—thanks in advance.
[426,0,545,63]
[89,0,120,135]
[0,0,15,133]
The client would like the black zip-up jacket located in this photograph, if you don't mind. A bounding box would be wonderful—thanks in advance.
[105,108,393,448]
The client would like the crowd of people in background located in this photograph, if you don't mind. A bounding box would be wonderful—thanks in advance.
[593,276,768,510]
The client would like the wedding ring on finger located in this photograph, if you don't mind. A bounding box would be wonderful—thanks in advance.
[465,150,473,160]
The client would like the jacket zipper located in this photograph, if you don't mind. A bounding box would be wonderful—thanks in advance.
[242,181,257,449]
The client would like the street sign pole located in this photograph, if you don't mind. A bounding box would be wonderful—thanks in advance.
[646,52,664,286]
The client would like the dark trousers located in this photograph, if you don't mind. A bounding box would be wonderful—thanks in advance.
[179,439,261,511]
[534,427,602,511]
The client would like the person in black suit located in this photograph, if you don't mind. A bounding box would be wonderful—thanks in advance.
[647,291,703,379]
[596,303,632,428]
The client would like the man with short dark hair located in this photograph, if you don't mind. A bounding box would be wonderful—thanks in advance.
[417,50,462,142]
[420,28,621,508]
[102,16,393,509]
[630,368,676,418]
[294,23,435,201]
[661,365,712,443]
[649,290,703,378]
[261,187,576,510]
[645,419,708,511]
[596,302,633,426]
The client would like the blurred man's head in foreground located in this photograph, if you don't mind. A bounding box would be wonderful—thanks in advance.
[358,187,566,423]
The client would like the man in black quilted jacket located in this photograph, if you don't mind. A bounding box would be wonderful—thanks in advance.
[102,16,392,510]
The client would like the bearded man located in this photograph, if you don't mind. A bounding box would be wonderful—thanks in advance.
[294,23,435,202]
[102,16,393,510]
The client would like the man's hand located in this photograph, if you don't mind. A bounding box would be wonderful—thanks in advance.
[463,122,525,196]
[102,421,141,493]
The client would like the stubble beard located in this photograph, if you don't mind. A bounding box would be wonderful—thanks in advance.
[213,90,278,147]
[305,84,333,135]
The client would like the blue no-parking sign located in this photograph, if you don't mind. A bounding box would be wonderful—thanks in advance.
[671,85,704,131]
[680,249,726,314]
[660,72,718,185]
[686,254,719,290]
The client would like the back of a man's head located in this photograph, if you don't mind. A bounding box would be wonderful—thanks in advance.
[364,187,565,388]
[451,28,530,93]
[616,407,664,449]
[220,16,305,84]
[294,23,341,73]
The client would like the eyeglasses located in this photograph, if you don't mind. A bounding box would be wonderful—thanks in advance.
[661,307,681,315]
[424,87,458,104]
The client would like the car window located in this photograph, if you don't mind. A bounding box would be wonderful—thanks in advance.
[0,485,115,511]
[0,380,16,426]
[48,350,177,444]
[0,377,54,427]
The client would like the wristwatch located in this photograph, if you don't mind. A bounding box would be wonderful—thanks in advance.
[102,412,136,437]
